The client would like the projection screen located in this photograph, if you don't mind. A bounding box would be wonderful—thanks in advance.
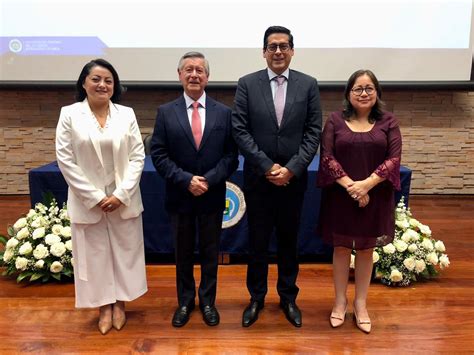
[0,0,473,83]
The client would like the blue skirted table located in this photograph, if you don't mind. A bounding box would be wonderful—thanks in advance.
[29,156,411,257]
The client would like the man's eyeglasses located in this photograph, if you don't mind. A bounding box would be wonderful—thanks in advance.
[351,86,376,96]
[266,43,291,53]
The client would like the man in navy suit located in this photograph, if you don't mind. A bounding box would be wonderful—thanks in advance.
[232,26,322,327]
[150,52,238,327]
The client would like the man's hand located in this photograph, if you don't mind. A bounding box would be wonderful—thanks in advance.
[265,164,282,176]
[188,176,209,196]
[266,167,294,186]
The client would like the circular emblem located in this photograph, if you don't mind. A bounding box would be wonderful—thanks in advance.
[9,39,22,53]
[222,181,246,229]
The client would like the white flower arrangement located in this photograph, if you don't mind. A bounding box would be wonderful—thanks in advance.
[369,197,450,286]
[0,198,73,283]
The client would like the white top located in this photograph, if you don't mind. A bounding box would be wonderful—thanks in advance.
[267,67,289,100]
[183,92,206,132]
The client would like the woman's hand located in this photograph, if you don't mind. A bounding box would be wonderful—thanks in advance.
[346,180,371,200]
[357,194,370,208]
[98,195,123,212]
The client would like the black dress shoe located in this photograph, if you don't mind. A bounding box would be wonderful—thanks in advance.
[242,300,264,327]
[200,305,220,326]
[172,304,195,327]
[280,301,302,327]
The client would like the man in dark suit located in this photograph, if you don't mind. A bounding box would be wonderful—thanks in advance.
[232,26,322,327]
[150,52,238,327]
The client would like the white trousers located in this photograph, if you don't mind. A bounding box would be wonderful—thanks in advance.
[71,211,147,308]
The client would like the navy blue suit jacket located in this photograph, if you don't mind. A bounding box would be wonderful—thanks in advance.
[150,95,238,214]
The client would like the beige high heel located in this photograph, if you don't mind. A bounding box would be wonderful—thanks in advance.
[112,302,127,331]
[98,305,113,335]
[330,303,348,328]
[353,306,371,333]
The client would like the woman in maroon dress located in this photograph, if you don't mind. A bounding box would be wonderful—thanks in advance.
[317,69,402,333]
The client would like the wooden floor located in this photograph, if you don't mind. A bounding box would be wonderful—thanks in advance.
[0,195,473,354]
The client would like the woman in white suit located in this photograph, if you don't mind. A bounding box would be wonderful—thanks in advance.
[56,59,147,335]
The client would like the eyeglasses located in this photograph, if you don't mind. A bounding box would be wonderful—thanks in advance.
[266,43,291,53]
[351,86,376,96]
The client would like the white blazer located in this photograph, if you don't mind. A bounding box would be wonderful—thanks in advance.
[56,99,145,224]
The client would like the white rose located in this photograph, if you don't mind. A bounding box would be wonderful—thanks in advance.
[415,259,426,273]
[51,224,63,235]
[13,217,27,231]
[32,227,46,240]
[27,209,37,219]
[61,226,71,238]
[65,240,73,251]
[434,241,446,252]
[439,254,450,269]
[6,237,19,249]
[45,234,61,246]
[34,260,45,269]
[15,257,29,270]
[394,240,408,253]
[389,269,403,282]
[3,249,14,262]
[421,238,434,251]
[31,217,43,228]
[372,251,380,263]
[426,252,439,265]
[403,257,416,271]
[19,241,33,255]
[410,231,420,241]
[350,254,355,269]
[33,244,49,260]
[409,218,420,228]
[50,242,66,257]
[401,232,411,243]
[50,261,63,273]
[408,244,418,253]
[395,219,410,230]
[404,229,420,242]
[16,227,30,240]
[419,224,432,237]
[383,243,396,254]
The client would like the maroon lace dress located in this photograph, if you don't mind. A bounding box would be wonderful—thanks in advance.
[316,111,402,250]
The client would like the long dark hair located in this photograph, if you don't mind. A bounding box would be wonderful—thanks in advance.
[75,58,124,103]
[342,69,385,122]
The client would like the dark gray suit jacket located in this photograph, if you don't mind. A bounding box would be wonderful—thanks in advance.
[232,69,322,189]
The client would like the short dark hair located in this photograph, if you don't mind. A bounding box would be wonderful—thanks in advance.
[342,69,385,122]
[178,51,210,76]
[263,26,294,50]
[75,58,124,103]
